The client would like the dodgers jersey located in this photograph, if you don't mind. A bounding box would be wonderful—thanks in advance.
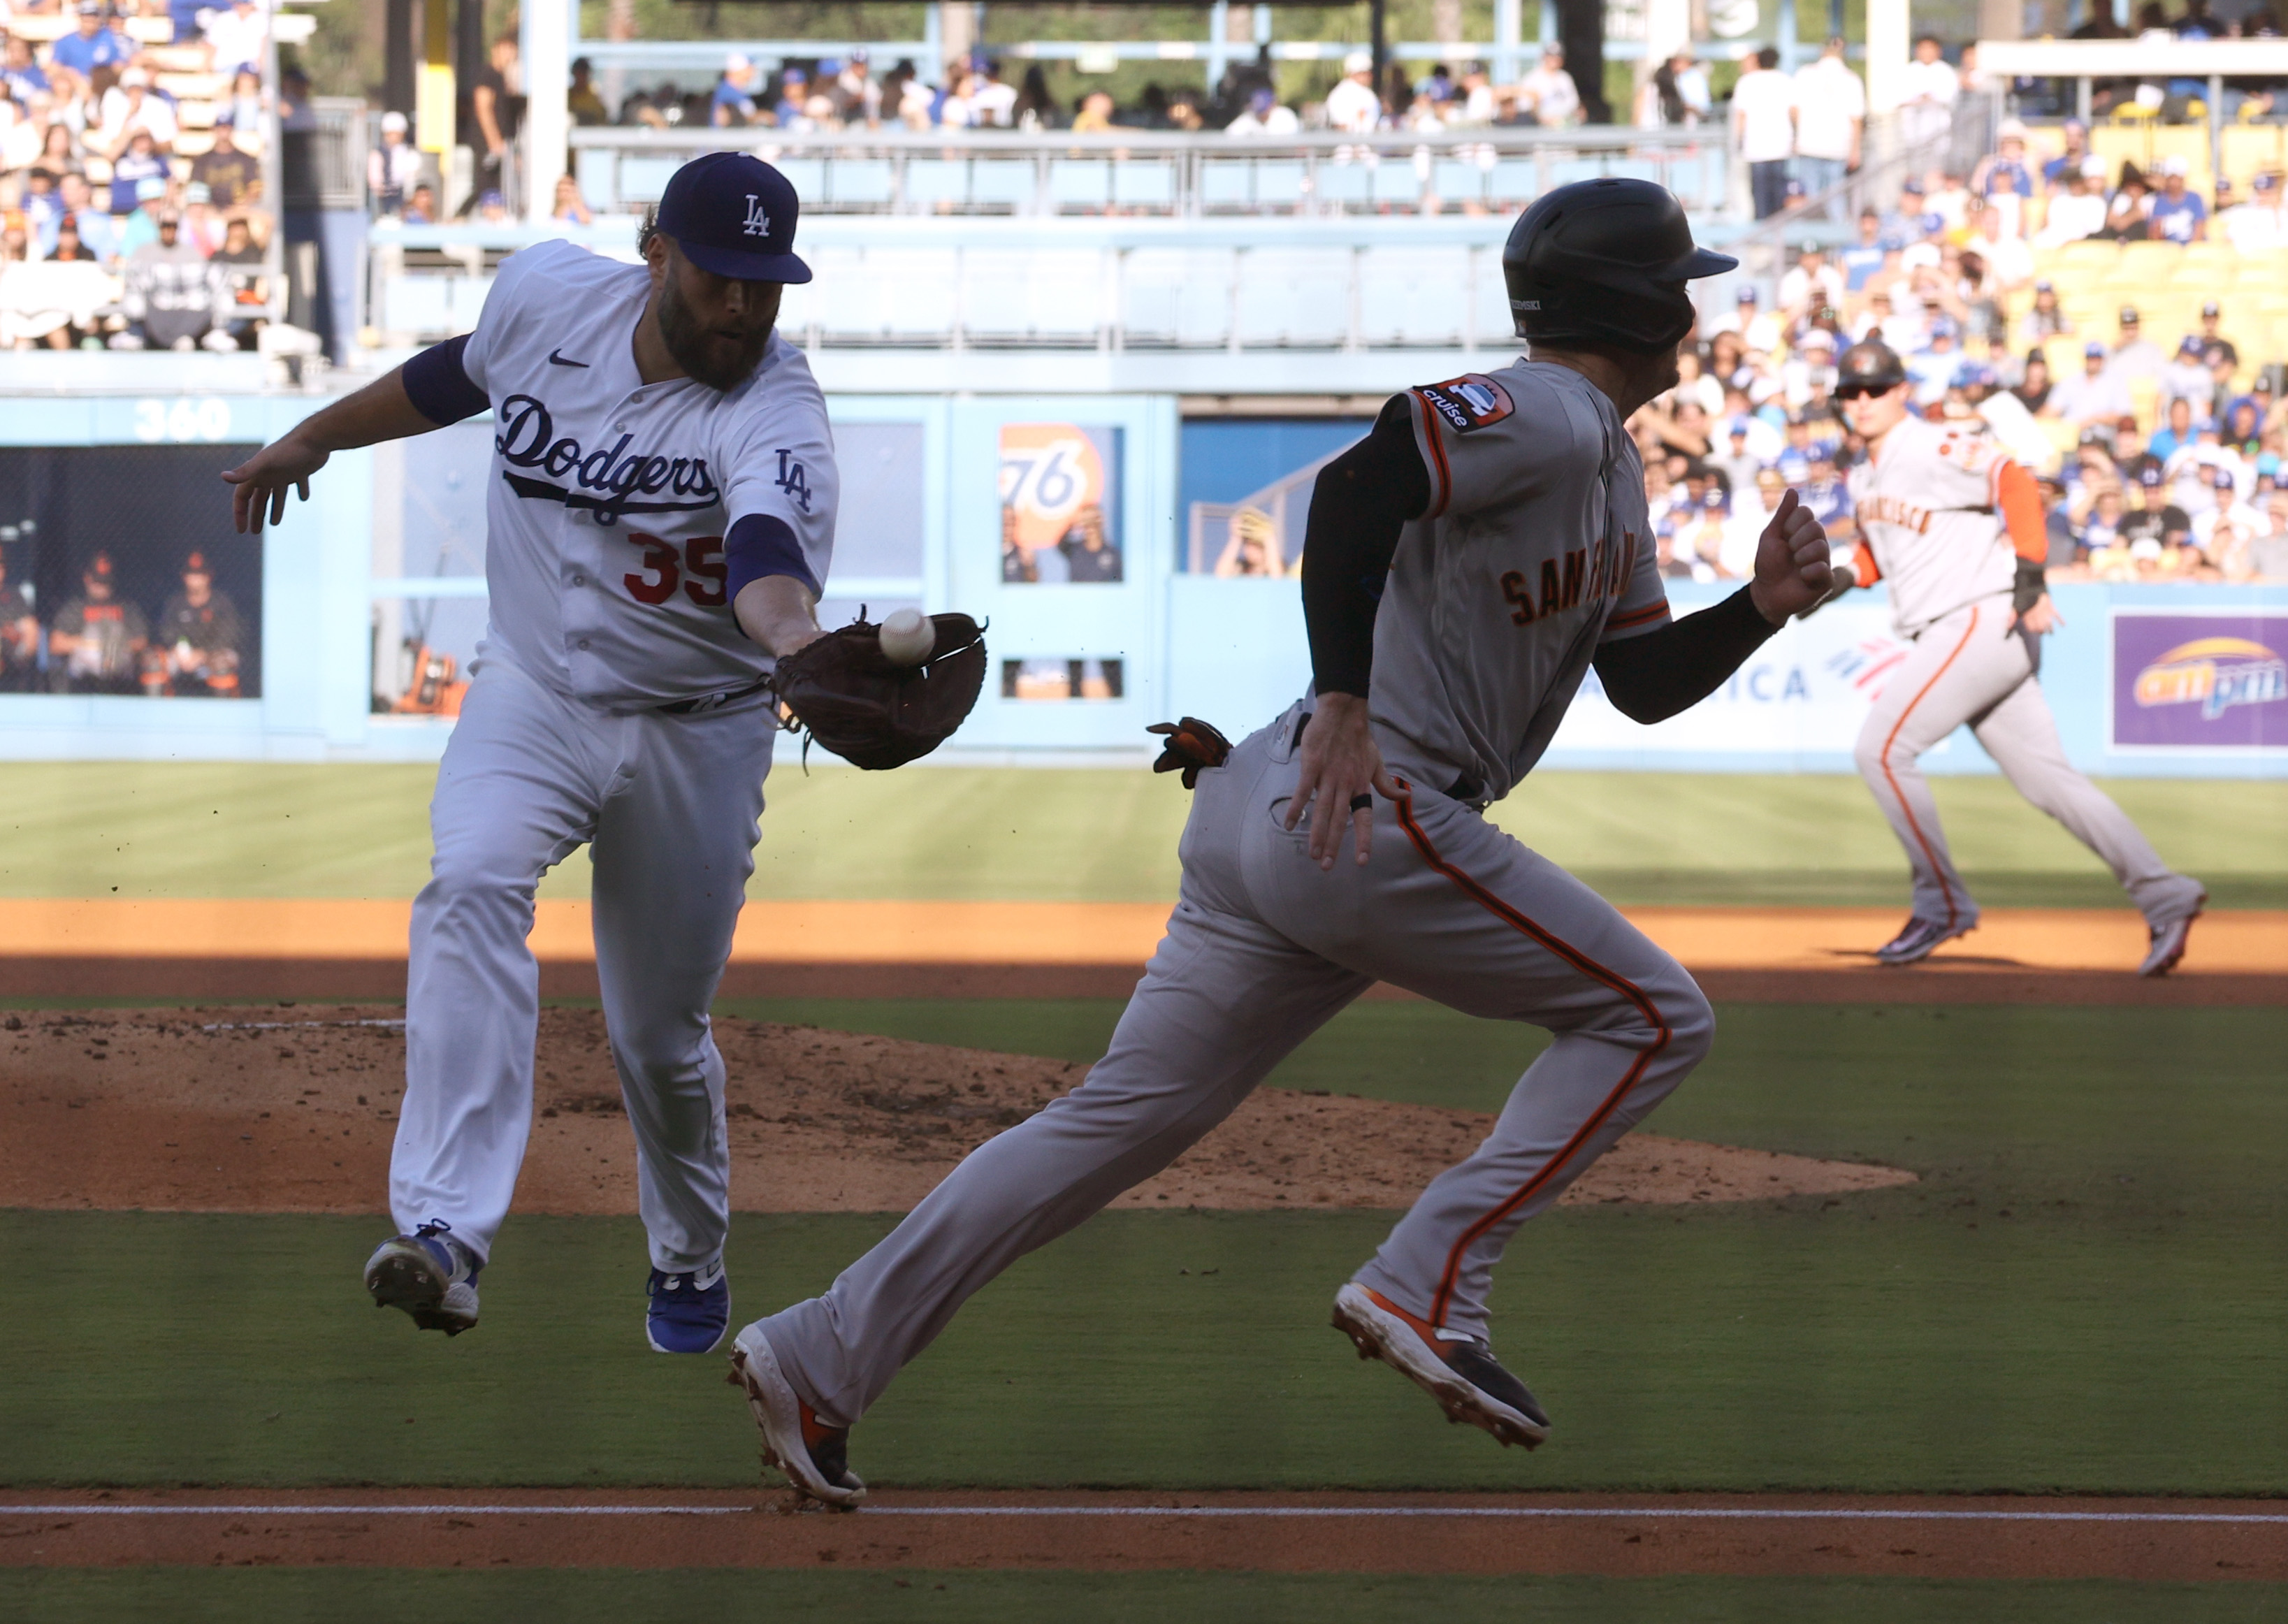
[1845,414,2017,639]
[1371,361,1671,802]
[458,239,839,709]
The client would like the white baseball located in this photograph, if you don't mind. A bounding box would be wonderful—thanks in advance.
[878,607,936,666]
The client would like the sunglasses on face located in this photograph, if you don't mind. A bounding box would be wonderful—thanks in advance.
[1834,384,1892,402]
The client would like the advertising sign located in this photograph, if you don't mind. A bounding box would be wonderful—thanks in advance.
[1551,596,1923,762]
[997,423,1123,584]
[2110,611,2288,752]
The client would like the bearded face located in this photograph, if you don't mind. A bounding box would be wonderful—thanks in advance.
[654,249,781,391]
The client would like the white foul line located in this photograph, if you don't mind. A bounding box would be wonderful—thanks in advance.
[196,1019,406,1032]
[3,1505,2285,1525]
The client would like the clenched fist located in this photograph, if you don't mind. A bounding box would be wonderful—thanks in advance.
[1746,488,1834,625]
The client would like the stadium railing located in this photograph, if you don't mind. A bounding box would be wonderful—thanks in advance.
[372,126,1741,357]
[565,124,1735,221]
[365,214,1595,359]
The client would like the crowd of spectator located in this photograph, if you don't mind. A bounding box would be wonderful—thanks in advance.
[1632,115,2288,584]
[1716,11,2288,221]
[0,543,246,695]
[0,0,274,351]
[589,44,1586,144]
[360,37,1593,226]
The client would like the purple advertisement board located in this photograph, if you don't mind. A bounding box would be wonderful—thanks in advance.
[2111,612,2288,751]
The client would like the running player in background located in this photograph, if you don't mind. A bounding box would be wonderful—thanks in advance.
[1829,340,2204,973]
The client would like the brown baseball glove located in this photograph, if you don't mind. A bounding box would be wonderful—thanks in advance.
[769,612,987,770]
[1147,716,1232,788]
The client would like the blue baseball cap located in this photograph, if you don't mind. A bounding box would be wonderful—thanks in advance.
[656,152,813,284]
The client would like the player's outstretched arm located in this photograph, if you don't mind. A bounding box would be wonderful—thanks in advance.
[1595,488,1834,725]
[1996,459,2062,635]
[221,368,441,534]
[732,574,825,659]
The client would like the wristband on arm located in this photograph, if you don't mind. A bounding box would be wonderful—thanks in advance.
[2013,558,2047,616]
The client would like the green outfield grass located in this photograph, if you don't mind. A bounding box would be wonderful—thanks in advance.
[3,763,2283,908]
[4,1004,2280,1497]
[3,1571,2280,1624]
[721,998,2288,1175]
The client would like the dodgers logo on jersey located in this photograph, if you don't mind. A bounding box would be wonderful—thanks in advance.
[493,394,720,525]
[774,449,811,513]
[1417,375,1516,435]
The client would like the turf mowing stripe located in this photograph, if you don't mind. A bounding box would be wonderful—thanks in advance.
[9,1505,2287,1525]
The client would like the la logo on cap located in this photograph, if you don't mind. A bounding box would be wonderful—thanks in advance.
[743,195,770,238]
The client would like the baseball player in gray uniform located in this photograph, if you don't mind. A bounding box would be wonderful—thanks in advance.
[727,180,1837,1505]
[1830,340,2204,973]
[223,155,839,1355]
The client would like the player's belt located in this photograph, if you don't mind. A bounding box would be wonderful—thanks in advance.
[1295,709,1486,805]
[656,675,773,715]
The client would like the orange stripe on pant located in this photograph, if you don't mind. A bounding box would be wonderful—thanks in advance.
[1878,607,1981,933]
[1392,788,1672,1330]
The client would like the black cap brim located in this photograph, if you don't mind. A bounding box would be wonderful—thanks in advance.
[675,236,813,286]
[1665,245,1739,281]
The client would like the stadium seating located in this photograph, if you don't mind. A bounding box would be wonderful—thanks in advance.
[2031,242,2288,373]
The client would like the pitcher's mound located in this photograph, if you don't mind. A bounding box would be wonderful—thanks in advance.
[0,1006,1913,1213]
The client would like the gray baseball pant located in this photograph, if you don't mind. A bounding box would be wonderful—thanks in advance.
[761,702,1714,1429]
[1853,597,2201,931]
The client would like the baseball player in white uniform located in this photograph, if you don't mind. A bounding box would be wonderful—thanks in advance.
[1830,340,2204,973]
[223,154,840,1354]
[725,180,1837,1506]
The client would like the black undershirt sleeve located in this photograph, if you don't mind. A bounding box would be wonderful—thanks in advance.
[1592,587,1782,725]
[1300,399,1781,721]
[1300,395,1432,697]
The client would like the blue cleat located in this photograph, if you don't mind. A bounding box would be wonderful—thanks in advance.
[646,1263,731,1354]
[364,1220,481,1336]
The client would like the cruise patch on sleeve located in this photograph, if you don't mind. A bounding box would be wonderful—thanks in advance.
[1414,375,1515,434]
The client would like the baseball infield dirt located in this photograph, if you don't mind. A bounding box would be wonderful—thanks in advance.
[0,1005,1914,1214]
[3,1489,2282,1581]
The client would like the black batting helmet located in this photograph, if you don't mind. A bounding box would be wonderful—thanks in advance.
[1836,340,1909,391]
[1503,177,1737,355]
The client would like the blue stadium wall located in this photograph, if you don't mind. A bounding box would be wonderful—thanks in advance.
[0,390,2281,776]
